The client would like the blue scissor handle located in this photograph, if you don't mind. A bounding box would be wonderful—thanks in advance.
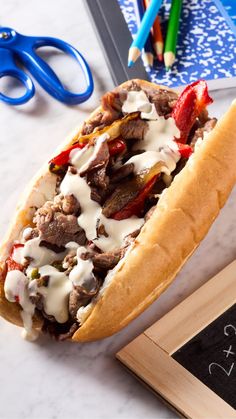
[26,37,94,104]
[0,27,93,105]
[0,48,35,105]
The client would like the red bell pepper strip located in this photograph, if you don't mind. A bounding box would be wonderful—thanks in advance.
[108,138,126,156]
[49,143,86,167]
[6,244,24,272]
[49,136,126,168]
[112,175,158,220]
[172,80,213,143]
[176,142,193,159]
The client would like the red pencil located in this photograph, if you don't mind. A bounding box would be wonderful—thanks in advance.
[144,0,164,61]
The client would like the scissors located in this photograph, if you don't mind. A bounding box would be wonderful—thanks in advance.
[0,27,94,105]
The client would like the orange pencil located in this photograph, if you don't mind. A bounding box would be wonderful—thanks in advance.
[144,0,164,61]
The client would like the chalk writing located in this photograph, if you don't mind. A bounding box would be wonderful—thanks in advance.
[208,326,236,377]
[223,345,235,358]
[173,304,236,409]
[209,362,234,377]
[224,324,236,337]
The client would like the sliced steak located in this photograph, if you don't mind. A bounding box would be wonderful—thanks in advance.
[99,81,141,125]
[120,119,148,141]
[80,139,110,201]
[39,241,66,254]
[92,250,122,270]
[102,177,141,218]
[90,183,116,205]
[190,118,217,147]
[34,202,86,248]
[58,322,79,341]
[80,138,110,177]
[110,163,134,183]
[172,118,216,183]
[198,108,209,124]
[81,82,175,136]
[43,193,80,216]
[29,293,44,311]
[81,111,104,135]
[87,166,109,189]
[122,149,145,163]
[124,80,142,92]
[100,91,123,126]
[42,319,77,339]
[62,252,77,271]
[54,194,81,215]
[145,87,178,116]
[90,187,103,204]
[69,284,99,319]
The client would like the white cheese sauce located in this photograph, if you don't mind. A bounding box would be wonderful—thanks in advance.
[70,134,109,174]
[60,170,144,252]
[126,148,179,176]
[70,144,94,172]
[95,216,143,251]
[22,227,33,242]
[140,119,180,149]
[5,89,184,336]
[69,246,94,287]
[77,244,134,325]
[35,265,72,323]
[12,245,25,265]
[122,90,159,120]
[23,237,66,267]
[77,303,94,325]
[21,327,39,342]
[122,91,181,176]
[25,243,96,326]
[4,270,36,337]
[60,170,100,240]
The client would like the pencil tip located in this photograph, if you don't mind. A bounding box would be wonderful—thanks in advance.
[128,60,134,68]
[158,54,163,62]
[165,66,171,72]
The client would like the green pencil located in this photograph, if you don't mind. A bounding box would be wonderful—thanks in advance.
[164,0,182,70]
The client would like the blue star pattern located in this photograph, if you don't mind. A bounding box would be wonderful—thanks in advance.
[118,0,236,87]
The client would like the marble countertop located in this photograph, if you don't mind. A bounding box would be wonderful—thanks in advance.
[1,1,236,418]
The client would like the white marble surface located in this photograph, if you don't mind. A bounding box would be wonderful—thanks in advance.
[1,1,236,418]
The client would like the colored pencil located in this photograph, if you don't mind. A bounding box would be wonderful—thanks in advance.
[128,0,163,67]
[164,0,182,70]
[144,0,164,61]
[135,0,154,68]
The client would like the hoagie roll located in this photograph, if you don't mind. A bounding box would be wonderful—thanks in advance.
[1,79,236,342]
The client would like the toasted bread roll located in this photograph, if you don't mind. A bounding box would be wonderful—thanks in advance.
[0,80,236,342]
[74,99,236,340]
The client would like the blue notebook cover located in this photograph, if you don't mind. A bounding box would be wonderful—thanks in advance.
[118,0,236,89]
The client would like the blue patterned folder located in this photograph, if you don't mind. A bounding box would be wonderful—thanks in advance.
[118,0,236,89]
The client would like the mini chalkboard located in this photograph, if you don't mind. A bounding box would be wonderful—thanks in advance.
[117,260,236,418]
[173,304,236,410]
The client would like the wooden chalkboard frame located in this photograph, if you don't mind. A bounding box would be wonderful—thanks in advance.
[116,260,236,418]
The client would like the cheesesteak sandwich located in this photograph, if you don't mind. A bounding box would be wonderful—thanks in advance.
[1,79,236,342]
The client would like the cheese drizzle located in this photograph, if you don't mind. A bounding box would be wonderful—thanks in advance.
[4,89,181,338]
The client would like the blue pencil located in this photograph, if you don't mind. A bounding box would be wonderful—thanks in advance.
[128,0,163,67]
[135,0,154,68]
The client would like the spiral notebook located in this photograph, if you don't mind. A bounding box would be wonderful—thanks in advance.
[85,0,236,89]
[118,0,236,89]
